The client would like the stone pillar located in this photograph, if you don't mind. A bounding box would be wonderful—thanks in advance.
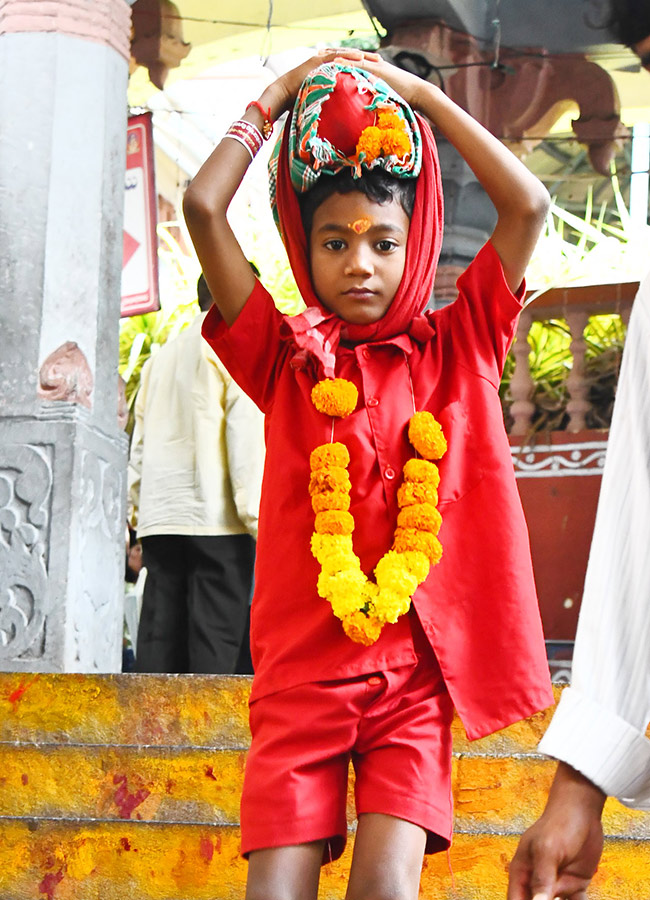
[0,0,132,671]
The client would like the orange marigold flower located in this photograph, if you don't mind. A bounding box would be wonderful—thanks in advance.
[408,411,447,460]
[393,528,443,565]
[311,490,351,513]
[356,126,383,163]
[312,379,358,417]
[310,442,350,471]
[314,510,355,535]
[402,459,440,488]
[397,481,438,508]
[309,466,351,496]
[397,503,442,535]
[382,129,411,159]
[342,611,383,646]
[377,110,405,131]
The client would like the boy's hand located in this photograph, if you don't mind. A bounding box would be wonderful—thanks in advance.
[263,48,381,118]
[335,55,431,111]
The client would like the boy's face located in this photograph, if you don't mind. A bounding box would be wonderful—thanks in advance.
[308,191,410,325]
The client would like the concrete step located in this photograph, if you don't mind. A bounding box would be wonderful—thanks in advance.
[0,674,648,899]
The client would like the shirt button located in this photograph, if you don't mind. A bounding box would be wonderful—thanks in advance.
[368,675,383,686]
[367,397,379,407]
[362,348,370,360]
[385,467,396,480]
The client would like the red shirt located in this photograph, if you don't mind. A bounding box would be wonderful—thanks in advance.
[203,241,553,740]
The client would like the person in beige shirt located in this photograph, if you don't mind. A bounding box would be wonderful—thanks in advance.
[128,274,265,673]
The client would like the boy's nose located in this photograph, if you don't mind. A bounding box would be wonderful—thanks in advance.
[344,248,373,276]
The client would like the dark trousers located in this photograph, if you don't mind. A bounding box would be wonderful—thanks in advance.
[135,533,255,674]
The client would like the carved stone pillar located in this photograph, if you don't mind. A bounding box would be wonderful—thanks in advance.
[0,0,132,671]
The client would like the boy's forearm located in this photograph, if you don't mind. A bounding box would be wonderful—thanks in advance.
[415,82,549,222]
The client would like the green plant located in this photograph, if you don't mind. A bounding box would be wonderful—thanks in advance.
[501,163,639,433]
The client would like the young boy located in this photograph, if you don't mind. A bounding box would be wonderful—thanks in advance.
[183,48,553,900]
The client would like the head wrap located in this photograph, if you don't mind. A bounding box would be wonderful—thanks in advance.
[270,62,444,377]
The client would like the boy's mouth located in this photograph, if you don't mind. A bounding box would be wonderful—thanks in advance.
[344,287,376,296]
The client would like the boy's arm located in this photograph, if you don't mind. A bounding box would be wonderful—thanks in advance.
[352,57,550,294]
[183,48,380,325]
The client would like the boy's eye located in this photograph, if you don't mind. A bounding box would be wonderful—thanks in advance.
[376,239,398,252]
[324,239,346,251]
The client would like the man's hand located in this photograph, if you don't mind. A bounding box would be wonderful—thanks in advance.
[507,763,606,900]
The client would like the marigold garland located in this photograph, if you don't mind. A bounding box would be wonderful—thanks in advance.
[309,379,447,645]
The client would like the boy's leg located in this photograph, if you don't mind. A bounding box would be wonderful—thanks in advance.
[245,841,326,900]
[345,813,426,900]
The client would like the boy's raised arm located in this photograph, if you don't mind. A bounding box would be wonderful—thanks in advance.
[183,48,380,326]
[352,57,550,294]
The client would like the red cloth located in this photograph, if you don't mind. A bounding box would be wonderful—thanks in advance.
[202,242,554,741]
[241,634,454,862]
[276,112,444,377]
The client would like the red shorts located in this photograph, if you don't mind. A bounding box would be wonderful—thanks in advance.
[240,638,454,863]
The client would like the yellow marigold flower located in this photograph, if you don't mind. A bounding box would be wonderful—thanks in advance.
[356,126,383,163]
[373,588,412,624]
[311,490,351,513]
[397,503,442,535]
[408,411,447,460]
[342,611,383,646]
[374,552,419,597]
[314,510,355,535]
[397,550,431,583]
[397,481,438,508]
[403,458,440,488]
[311,379,358,417]
[310,533,354,563]
[360,581,379,610]
[318,569,366,605]
[321,549,360,575]
[309,467,351,496]
[393,528,443,565]
[310,442,350,471]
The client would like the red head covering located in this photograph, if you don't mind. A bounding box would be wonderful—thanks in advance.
[275,78,444,377]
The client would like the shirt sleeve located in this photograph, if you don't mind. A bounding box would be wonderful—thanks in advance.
[221,368,265,540]
[201,279,288,414]
[539,271,650,809]
[442,240,526,386]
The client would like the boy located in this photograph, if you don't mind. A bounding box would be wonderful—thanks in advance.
[184,48,553,900]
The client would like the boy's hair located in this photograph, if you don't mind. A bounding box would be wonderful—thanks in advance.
[604,0,650,47]
[197,273,213,311]
[298,168,417,237]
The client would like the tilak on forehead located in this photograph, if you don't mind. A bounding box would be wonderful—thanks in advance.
[348,216,373,234]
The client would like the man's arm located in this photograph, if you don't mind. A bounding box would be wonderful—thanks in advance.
[126,359,151,529]
[222,370,265,539]
[507,272,650,899]
[507,762,605,900]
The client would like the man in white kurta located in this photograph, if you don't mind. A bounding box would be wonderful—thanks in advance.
[128,277,265,674]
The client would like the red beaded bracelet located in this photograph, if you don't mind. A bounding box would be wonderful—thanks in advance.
[246,101,273,140]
